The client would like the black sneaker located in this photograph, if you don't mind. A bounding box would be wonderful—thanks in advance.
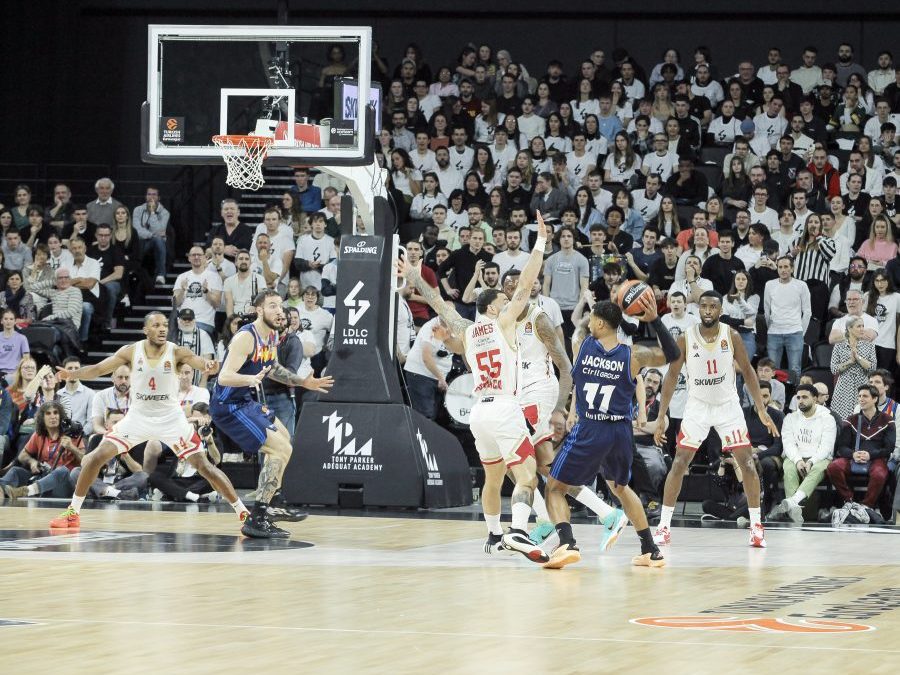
[241,511,291,538]
[266,504,308,522]
[483,532,504,554]
[267,490,307,521]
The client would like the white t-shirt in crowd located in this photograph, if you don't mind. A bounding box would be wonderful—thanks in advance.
[297,305,333,353]
[659,311,700,418]
[869,292,900,350]
[71,256,102,298]
[223,272,267,315]
[404,317,454,381]
[642,151,679,181]
[175,268,223,326]
[295,233,335,290]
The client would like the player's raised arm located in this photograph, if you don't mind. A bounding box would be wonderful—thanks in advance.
[499,210,549,330]
[56,345,134,383]
[630,293,682,371]
[732,326,779,437]
[398,257,473,338]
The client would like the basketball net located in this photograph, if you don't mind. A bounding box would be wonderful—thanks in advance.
[212,135,274,191]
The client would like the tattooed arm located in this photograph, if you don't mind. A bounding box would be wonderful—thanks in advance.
[399,258,473,338]
[267,361,334,392]
[534,312,572,415]
[498,211,549,331]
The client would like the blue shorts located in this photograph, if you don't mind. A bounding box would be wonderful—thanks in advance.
[550,419,633,487]
[210,399,278,454]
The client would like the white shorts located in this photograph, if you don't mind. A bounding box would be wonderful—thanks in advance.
[520,384,558,447]
[106,410,202,459]
[677,398,750,452]
[468,396,535,467]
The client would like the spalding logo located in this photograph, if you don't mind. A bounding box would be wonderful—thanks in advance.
[630,616,875,633]
[623,283,647,306]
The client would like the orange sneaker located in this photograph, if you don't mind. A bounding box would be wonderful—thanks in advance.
[749,523,767,548]
[49,507,80,530]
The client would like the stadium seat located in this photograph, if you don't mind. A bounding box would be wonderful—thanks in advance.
[813,341,834,368]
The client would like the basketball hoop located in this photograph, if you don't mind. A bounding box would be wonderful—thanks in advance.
[212,134,274,191]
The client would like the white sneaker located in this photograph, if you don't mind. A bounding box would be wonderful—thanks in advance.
[155,275,166,286]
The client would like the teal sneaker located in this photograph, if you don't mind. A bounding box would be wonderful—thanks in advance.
[528,520,556,545]
[599,509,629,552]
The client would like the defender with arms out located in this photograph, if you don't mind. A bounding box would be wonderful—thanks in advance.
[212,290,333,538]
[49,312,250,532]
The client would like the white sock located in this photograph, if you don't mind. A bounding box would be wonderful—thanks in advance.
[185,491,200,502]
[576,487,614,519]
[230,499,248,515]
[511,501,531,532]
[749,507,762,527]
[484,513,503,536]
[71,494,86,514]
[27,483,39,496]
[659,505,675,529]
[106,487,121,498]
[531,488,551,521]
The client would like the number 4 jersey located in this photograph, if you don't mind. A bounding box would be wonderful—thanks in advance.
[572,337,635,422]
[465,317,518,398]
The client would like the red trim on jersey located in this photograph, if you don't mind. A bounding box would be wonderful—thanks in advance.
[675,429,702,451]
[481,457,505,466]
[522,404,539,426]
[174,430,203,459]
[721,442,752,453]
[533,433,554,447]
[105,434,131,454]
[506,437,536,467]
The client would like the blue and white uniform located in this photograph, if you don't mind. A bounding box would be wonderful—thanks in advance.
[210,323,279,453]
[551,337,635,487]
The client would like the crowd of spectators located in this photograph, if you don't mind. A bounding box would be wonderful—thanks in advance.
[2,39,900,522]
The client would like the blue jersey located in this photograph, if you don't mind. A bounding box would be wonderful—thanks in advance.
[572,337,635,423]
[213,323,278,404]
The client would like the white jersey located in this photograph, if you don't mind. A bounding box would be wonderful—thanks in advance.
[516,304,557,393]
[465,317,518,398]
[129,341,180,417]
[683,323,739,406]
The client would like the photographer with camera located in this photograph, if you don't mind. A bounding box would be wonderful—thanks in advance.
[149,402,221,502]
[0,401,83,500]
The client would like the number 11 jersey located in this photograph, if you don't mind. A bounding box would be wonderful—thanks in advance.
[683,323,739,405]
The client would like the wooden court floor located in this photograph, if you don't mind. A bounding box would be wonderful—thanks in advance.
[1,502,899,674]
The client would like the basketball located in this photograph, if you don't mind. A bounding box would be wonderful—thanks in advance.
[615,280,654,316]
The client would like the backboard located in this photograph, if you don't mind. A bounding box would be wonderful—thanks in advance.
[142,25,374,167]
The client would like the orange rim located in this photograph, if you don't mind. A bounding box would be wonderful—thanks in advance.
[211,134,274,148]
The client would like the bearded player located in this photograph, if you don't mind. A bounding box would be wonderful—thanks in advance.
[212,290,333,538]
[653,290,779,548]
[49,312,251,532]
[400,213,550,563]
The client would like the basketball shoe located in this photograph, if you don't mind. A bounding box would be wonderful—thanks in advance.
[599,508,629,552]
[502,528,550,563]
[528,520,556,545]
[49,506,80,529]
[484,532,504,554]
[632,550,666,567]
[266,490,308,522]
[542,543,581,569]
[652,525,671,545]
[749,523,767,548]
[241,511,290,538]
